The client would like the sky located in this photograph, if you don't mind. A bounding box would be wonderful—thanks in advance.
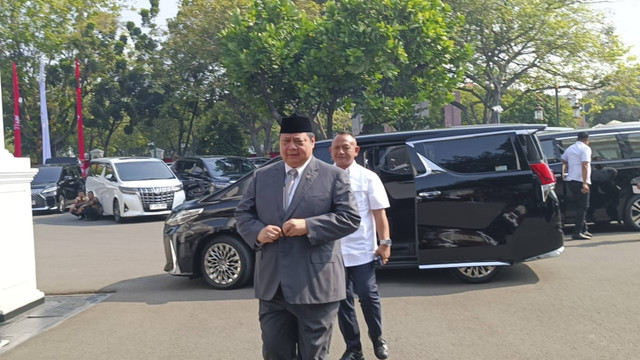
[124,0,640,59]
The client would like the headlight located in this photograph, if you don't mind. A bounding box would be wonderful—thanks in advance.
[172,184,183,192]
[166,208,204,226]
[42,186,57,194]
[119,186,138,195]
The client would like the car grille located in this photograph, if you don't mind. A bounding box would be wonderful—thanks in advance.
[31,189,47,208]
[136,187,175,211]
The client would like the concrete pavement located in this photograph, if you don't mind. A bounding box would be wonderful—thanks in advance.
[1,213,639,359]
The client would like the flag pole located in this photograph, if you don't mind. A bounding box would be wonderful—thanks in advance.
[12,62,21,157]
[40,60,51,163]
[75,59,86,173]
[0,68,8,157]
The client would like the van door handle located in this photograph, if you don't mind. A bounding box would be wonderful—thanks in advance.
[418,191,441,199]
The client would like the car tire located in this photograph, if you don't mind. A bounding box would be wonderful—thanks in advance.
[57,195,66,213]
[623,194,640,231]
[200,235,253,290]
[113,199,124,223]
[450,265,503,284]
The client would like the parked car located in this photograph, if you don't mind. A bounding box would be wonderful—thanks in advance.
[31,163,84,212]
[171,156,257,200]
[247,156,271,167]
[164,124,564,289]
[85,157,186,222]
[538,122,640,230]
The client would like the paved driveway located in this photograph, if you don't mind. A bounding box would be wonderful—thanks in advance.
[1,213,639,359]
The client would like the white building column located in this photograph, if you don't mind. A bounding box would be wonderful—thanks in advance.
[0,71,44,323]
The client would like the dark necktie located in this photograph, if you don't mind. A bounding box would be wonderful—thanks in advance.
[284,169,298,210]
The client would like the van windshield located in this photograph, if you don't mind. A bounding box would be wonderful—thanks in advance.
[115,161,175,181]
[33,167,62,184]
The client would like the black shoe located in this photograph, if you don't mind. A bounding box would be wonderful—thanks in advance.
[371,336,389,359]
[339,349,365,360]
[582,231,593,238]
[571,233,590,240]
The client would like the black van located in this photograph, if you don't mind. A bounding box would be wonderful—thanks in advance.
[538,123,640,231]
[163,124,564,289]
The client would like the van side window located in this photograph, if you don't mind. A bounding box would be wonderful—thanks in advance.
[414,134,517,173]
[105,164,115,179]
[621,132,640,159]
[379,146,412,175]
[90,163,105,177]
[589,135,622,161]
[175,160,196,174]
[517,134,544,162]
[540,139,560,163]
[313,145,333,164]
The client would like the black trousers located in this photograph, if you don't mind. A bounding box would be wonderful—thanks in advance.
[259,289,340,360]
[568,180,590,235]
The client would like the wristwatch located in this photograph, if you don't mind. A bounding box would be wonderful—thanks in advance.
[379,238,392,247]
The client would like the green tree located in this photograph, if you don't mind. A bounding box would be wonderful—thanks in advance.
[587,63,640,125]
[0,0,123,161]
[446,0,627,124]
[318,0,469,134]
[221,0,469,139]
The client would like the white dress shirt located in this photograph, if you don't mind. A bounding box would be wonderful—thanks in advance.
[561,141,592,184]
[337,162,390,267]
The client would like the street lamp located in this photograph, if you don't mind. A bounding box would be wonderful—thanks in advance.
[573,101,583,127]
[147,142,157,158]
[492,105,503,124]
[534,105,544,123]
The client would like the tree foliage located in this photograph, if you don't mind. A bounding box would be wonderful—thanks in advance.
[2,0,639,162]
[220,0,469,139]
[446,0,627,124]
[0,0,122,161]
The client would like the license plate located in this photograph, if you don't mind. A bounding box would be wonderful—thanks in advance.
[149,203,168,210]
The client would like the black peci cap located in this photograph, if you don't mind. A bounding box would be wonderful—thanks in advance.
[577,132,589,140]
[280,114,313,134]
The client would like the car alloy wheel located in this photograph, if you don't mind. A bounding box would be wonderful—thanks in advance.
[113,198,124,223]
[57,195,66,213]
[200,235,253,290]
[451,265,503,284]
[624,195,640,231]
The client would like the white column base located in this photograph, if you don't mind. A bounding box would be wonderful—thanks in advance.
[0,155,44,323]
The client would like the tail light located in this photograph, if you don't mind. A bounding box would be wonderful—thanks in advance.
[530,162,556,185]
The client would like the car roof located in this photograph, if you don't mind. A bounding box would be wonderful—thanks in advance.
[538,122,640,139]
[90,157,164,163]
[33,163,78,169]
[315,123,547,147]
[177,155,249,161]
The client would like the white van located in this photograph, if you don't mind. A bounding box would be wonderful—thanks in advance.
[85,157,186,222]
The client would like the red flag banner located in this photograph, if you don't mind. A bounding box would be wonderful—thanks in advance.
[75,59,86,173]
[12,61,21,157]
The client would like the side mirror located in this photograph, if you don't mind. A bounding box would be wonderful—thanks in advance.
[105,173,115,182]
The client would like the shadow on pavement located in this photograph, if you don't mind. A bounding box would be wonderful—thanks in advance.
[32,212,167,227]
[99,263,539,305]
[565,238,640,248]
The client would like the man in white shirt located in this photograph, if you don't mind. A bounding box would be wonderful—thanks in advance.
[561,131,592,240]
[330,132,391,360]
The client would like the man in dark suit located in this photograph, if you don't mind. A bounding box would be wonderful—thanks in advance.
[235,115,360,360]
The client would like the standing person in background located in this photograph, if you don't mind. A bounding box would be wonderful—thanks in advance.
[235,115,360,360]
[330,131,391,360]
[562,131,592,240]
